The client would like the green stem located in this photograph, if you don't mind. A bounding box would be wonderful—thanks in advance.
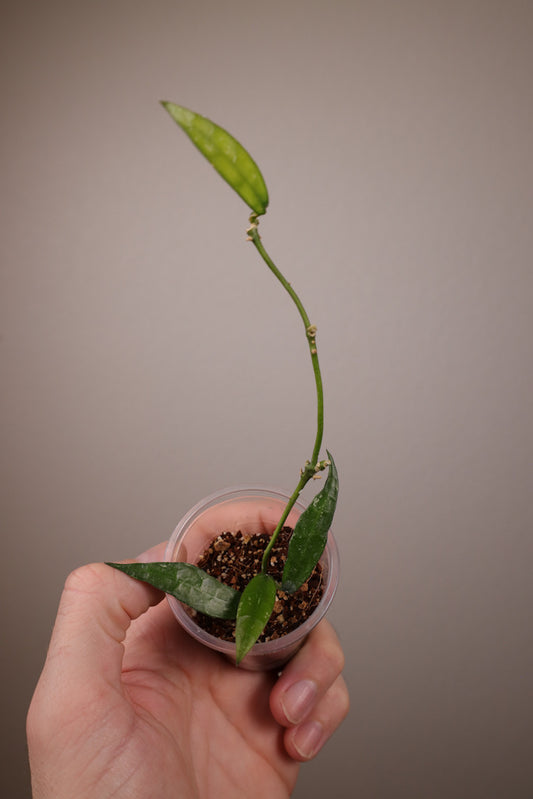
[260,474,307,572]
[246,216,326,574]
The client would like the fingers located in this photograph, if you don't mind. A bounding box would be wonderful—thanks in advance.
[284,673,349,761]
[43,562,164,695]
[135,541,168,562]
[270,619,345,725]
[270,619,349,761]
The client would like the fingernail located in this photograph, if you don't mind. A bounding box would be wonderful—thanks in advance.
[293,720,324,760]
[281,679,317,724]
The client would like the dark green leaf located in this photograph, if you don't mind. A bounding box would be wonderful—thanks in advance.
[161,102,269,216]
[106,561,241,619]
[282,451,339,593]
[235,573,277,664]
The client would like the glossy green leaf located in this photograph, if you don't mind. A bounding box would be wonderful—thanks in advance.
[106,561,241,619]
[282,451,339,593]
[235,573,277,664]
[161,102,269,216]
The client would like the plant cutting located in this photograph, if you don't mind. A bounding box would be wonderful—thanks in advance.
[107,104,339,666]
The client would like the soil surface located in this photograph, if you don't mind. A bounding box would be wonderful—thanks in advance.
[189,527,324,642]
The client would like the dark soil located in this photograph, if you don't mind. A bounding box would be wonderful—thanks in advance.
[189,527,324,643]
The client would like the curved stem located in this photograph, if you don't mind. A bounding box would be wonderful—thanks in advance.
[246,216,326,573]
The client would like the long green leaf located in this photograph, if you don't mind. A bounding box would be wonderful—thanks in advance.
[281,451,339,593]
[235,573,277,664]
[161,102,269,216]
[106,561,241,619]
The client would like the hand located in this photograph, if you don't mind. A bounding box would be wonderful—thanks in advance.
[27,543,349,799]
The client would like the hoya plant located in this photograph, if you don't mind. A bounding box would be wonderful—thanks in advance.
[108,104,339,664]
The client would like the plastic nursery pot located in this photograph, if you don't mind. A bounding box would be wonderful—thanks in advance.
[165,486,340,671]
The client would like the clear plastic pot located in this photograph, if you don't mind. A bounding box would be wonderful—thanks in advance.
[165,486,339,671]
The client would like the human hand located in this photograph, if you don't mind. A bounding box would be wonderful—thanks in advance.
[27,543,348,799]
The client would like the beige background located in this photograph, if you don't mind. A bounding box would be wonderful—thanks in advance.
[2,1,532,796]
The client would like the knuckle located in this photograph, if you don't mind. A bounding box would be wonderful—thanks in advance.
[63,562,107,595]
[26,696,40,745]
[325,675,350,726]
[338,678,350,719]
[326,640,345,675]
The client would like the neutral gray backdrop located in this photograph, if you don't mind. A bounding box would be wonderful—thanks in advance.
[2,1,532,796]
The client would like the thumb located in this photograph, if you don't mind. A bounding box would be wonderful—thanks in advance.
[42,562,163,696]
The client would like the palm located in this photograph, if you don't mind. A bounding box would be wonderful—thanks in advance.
[97,599,300,799]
